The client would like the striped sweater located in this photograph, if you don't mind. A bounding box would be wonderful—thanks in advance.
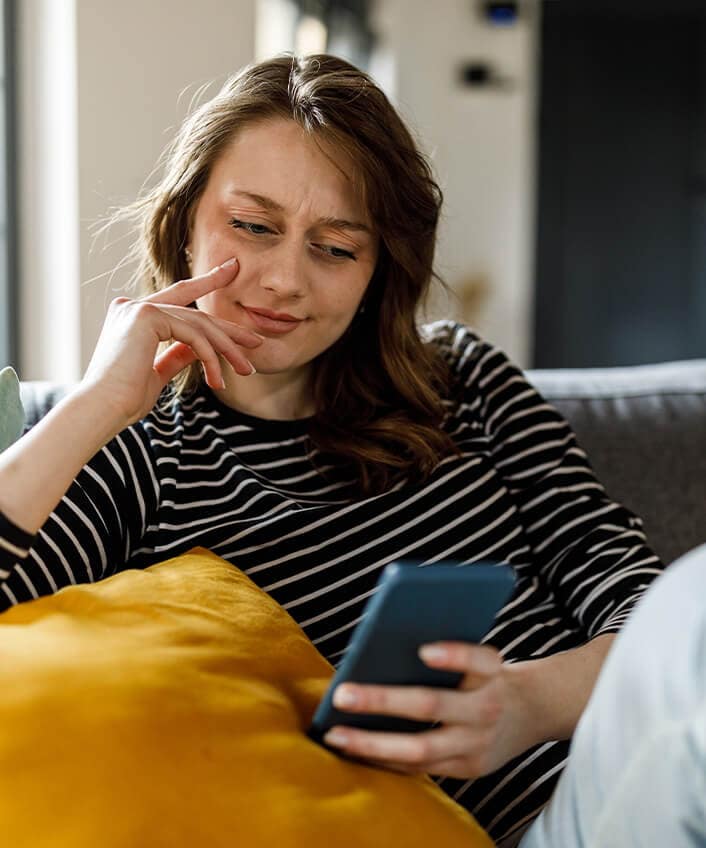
[0,322,663,845]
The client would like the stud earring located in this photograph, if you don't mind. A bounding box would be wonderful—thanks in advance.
[184,247,193,264]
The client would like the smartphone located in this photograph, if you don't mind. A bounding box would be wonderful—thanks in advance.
[308,561,516,744]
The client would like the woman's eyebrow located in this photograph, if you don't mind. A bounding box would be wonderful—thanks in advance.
[317,217,372,235]
[229,189,285,212]
[228,189,372,234]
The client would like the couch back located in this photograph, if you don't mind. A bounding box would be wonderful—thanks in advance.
[528,360,706,564]
[20,359,706,565]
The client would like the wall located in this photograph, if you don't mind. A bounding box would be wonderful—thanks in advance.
[16,0,537,378]
[372,0,540,365]
[18,0,256,380]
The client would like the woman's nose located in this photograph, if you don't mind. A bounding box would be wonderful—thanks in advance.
[259,241,308,300]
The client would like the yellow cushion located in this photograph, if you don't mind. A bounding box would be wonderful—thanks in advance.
[0,548,493,847]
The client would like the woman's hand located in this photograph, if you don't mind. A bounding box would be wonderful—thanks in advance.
[322,642,537,779]
[81,257,263,428]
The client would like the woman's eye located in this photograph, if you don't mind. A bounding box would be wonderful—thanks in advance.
[229,219,273,236]
[228,221,355,261]
[314,243,357,262]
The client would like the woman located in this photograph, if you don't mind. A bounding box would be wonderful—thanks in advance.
[0,54,663,845]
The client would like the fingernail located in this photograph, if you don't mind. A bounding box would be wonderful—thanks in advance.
[209,257,237,274]
[248,362,257,375]
[324,730,348,748]
[333,686,358,708]
[419,645,447,663]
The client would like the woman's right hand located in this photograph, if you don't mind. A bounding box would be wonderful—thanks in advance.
[81,257,263,428]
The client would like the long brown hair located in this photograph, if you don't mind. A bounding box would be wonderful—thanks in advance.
[119,54,460,495]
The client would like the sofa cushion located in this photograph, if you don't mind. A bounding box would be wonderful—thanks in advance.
[528,359,706,564]
[0,548,491,848]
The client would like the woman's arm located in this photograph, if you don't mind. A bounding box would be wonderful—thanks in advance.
[323,326,659,777]
[0,259,259,538]
[467,332,663,639]
[503,632,615,748]
[0,411,160,605]
[0,386,126,535]
[0,259,261,597]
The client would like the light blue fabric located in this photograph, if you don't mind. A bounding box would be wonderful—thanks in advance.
[0,367,25,453]
[521,544,706,848]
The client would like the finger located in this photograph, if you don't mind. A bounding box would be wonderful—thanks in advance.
[152,314,228,389]
[333,682,451,723]
[323,725,470,768]
[155,306,260,375]
[423,733,500,778]
[205,315,264,349]
[164,307,264,349]
[153,341,197,385]
[333,678,503,728]
[418,642,502,688]
[146,257,240,308]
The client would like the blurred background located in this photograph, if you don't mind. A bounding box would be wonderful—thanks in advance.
[0,0,704,381]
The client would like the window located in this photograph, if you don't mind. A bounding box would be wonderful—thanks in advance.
[0,0,17,369]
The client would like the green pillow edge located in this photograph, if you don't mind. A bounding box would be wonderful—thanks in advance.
[0,366,26,453]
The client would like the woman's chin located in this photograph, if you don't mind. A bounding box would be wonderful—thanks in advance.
[236,355,311,379]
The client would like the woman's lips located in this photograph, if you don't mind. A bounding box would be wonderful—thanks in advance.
[240,305,304,334]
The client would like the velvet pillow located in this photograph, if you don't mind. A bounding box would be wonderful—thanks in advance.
[0,548,492,847]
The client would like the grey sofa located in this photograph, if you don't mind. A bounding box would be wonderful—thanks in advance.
[527,360,706,564]
[20,359,706,565]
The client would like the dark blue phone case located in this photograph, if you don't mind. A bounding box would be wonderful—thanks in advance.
[308,561,516,744]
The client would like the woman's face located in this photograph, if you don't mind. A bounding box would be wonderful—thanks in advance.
[189,118,379,379]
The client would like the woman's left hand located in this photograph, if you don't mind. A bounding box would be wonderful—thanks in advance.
[322,642,535,778]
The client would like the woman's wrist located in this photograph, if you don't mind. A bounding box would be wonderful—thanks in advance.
[72,380,134,436]
[500,634,617,749]
[501,660,560,750]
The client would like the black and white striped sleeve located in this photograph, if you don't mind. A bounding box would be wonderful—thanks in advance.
[453,325,664,640]
[0,423,160,610]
